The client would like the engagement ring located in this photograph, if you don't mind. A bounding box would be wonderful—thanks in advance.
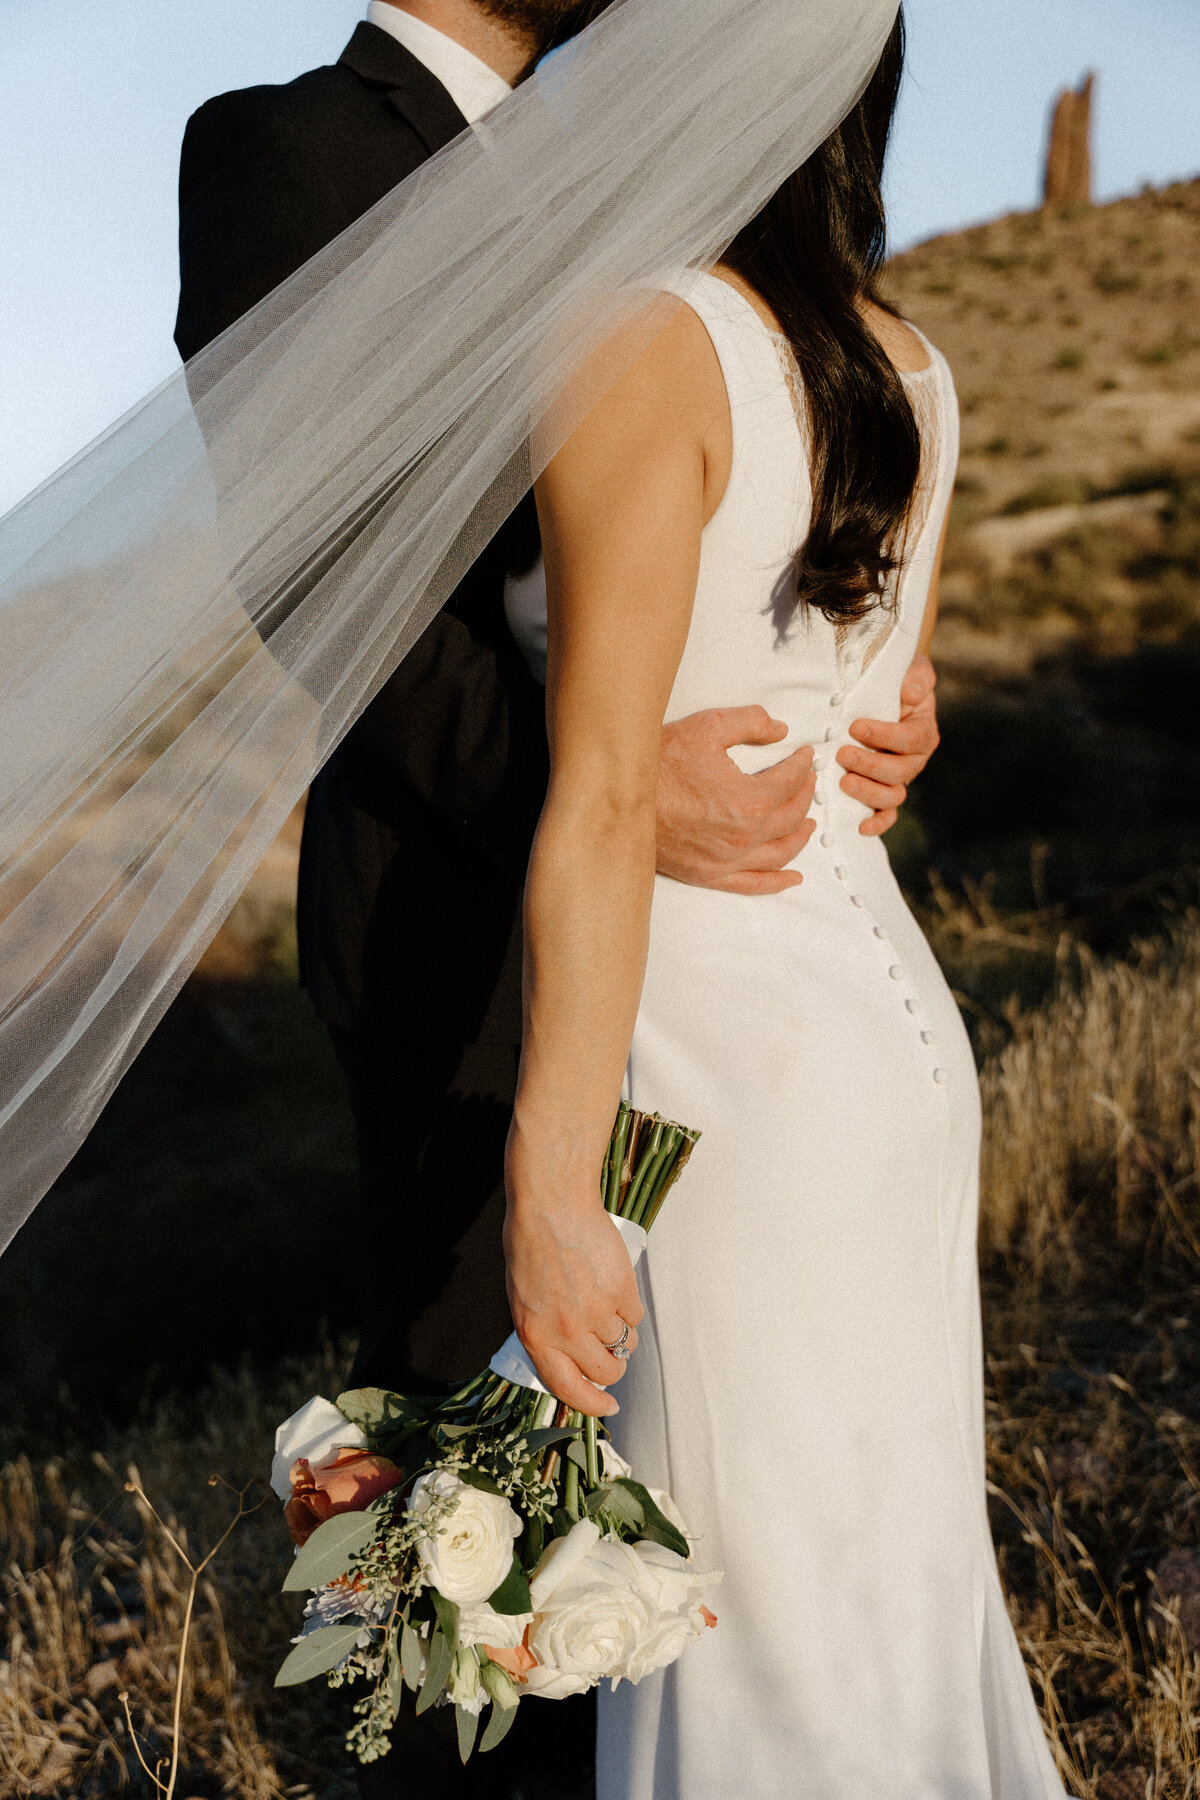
[604,1322,632,1360]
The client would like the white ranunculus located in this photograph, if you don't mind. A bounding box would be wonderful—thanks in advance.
[408,1470,522,1605]
[270,1395,367,1500]
[456,1600,534,1651]
[523,1519,723,1698]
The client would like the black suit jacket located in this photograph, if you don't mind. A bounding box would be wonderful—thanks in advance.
[176,22,547,1042]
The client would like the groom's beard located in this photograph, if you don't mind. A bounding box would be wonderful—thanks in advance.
[478,0,613,61]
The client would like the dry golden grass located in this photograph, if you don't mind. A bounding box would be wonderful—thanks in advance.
[3,913,1199,1796]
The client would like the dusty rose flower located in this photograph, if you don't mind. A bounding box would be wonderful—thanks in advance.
[285,1448,404,1548]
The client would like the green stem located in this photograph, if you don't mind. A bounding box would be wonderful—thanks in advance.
[641,1135,697,1230]
[629,1130,677,1228]
[621,1118,664,1222]
[604,1105,634,1214]
[584,1415,599,1490]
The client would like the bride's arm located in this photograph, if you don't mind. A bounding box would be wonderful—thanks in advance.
[505,308,729,1417]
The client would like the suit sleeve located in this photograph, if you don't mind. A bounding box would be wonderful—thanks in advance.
[175,92,548,881]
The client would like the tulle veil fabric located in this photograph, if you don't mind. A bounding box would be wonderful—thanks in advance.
[0,0,899,1252]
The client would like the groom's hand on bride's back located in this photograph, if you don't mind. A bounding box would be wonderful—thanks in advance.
[656,706,817,895]
[655,655,939,888]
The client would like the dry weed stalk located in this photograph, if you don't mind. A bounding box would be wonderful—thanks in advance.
[117,1473,267,1799]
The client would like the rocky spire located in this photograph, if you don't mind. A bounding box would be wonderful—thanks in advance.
[1043,73,1095,208]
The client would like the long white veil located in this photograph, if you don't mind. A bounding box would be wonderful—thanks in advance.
[0,0,899,1253]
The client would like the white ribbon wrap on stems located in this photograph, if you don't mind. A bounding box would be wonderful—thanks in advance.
[489,1213,648,1395]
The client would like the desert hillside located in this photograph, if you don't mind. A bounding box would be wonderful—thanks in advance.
[888,179,1200,508]
[872,178,1200,938]
[884,177,1200,676]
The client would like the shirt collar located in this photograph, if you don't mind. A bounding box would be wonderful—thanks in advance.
[364,3,512,125]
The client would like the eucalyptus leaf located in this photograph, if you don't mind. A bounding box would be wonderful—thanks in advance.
[520,1427,578,1454]
[487,1558,533,1617]
[416,1628,452,1715]
[479,1697,520,1754]
[400,1621,424,1692]
[640,1518,691,1557]
[584,1484,613,1518]
[385,1642,406,1713]
[618,1480,689,1558]
[335,1387,424,1435]
[520,1513,545,1573]
[431,1588,460,1652]
[599,1481,645,1534]
[566,1439,589,1471]
[274,1623,365,1688]
[456,1703,479,1763]
[552,1507,577,1539]
[282,1510,379,1592]
[457,1466,505,1497]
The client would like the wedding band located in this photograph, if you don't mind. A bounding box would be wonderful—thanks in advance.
[603,1322,631,1358]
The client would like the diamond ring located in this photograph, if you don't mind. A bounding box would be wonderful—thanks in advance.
[603,1322,632,1360]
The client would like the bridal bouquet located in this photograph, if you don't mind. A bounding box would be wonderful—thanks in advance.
[271,1105,720,1764]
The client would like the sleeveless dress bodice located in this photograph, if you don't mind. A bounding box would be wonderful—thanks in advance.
[591,274,1068,1800]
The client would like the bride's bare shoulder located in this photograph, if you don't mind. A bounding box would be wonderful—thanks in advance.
[860,301,932,375]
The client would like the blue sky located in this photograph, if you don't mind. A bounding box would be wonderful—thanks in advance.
[1,0,1196,516]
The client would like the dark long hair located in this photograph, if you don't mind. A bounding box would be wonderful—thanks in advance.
[723,10,919,624]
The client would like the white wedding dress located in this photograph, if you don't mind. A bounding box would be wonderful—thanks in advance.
[576,276,1068,1799]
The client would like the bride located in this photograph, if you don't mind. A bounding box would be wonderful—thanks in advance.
[503,14,1069,1798]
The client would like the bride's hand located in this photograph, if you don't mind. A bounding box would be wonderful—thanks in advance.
[504,1122,643,1419]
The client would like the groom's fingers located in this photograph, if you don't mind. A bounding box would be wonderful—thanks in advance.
[750,742,816,804]
[736,821,816,872]
[703,704,791,750]
[839,770,908,812]
[857,805,900,839]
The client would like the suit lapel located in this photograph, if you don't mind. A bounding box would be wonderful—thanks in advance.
[339,21,470,157]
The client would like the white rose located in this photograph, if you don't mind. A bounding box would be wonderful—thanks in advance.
[270,1395,367,1500]
[523,1520,723,1698]
[408,1470,522,1605]
[523,1521,658,1698]
[617,1540,722,1684]
[456,1600,534,1652]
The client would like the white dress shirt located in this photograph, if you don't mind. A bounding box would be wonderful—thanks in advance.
[365,5,547,677]
[365,2,512,125]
